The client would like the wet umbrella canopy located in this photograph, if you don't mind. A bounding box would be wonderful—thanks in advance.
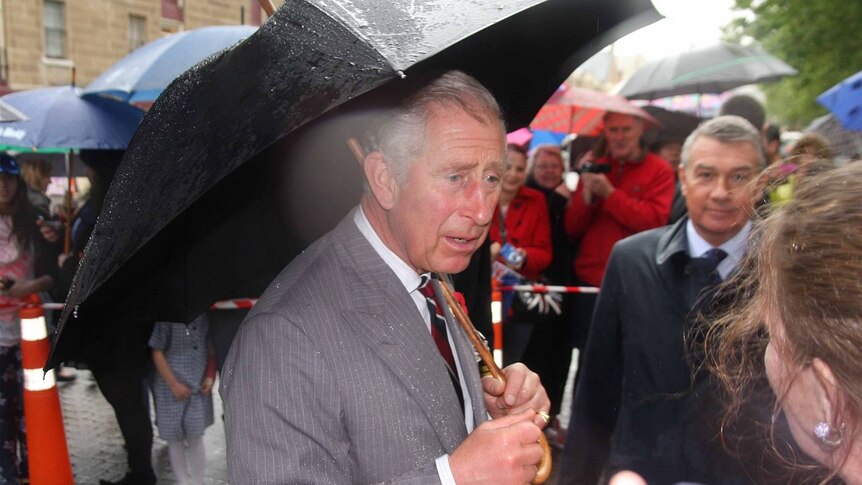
[619,43,798,100]
[817,70,862,131]
[83,25,257,105]
[530,85,661,136]
[0,86,144,152]
[49,0,660,365]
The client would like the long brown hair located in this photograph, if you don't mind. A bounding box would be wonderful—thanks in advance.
[702,162,862,482]
[0,174,37,253]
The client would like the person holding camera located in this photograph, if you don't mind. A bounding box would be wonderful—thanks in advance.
[564,111,675,364]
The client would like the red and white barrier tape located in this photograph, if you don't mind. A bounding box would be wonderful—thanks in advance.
[4,299,260,311]
[498,284,599,294]
[10,286,594,313]
[209,298,258,310]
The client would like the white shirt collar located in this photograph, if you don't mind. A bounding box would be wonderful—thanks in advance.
[353,205,424,294]
[686,218,751,279]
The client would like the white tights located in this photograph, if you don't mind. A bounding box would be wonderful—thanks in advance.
[167,436,205,485]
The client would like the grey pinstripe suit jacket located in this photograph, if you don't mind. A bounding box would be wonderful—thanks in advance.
[220,210,489,484]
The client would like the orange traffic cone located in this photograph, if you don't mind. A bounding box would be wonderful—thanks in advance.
[19,295,74,485]
[490,280,503,368]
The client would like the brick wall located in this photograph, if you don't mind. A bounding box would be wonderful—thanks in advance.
[2,0,260,91]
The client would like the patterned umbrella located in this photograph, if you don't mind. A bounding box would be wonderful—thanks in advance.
[530,85,660,135]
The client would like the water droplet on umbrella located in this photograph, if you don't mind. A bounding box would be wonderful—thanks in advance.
[73,305,79,319]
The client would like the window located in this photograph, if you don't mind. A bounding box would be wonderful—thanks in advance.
[43,0,66,59]
[129,15,147,51]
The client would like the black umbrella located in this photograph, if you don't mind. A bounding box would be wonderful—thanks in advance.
[49,0,660,365]
[619,43,798,100]
[640,105,703,146]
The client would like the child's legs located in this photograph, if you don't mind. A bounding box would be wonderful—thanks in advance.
[167,440,189,485]
[187,435,205,485]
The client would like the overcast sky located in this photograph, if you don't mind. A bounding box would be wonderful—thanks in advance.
[614,0,739,61]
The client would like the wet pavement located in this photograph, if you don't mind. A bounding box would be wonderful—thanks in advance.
[58,370,228,485]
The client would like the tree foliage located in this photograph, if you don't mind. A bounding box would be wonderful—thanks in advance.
[724,0,862,128]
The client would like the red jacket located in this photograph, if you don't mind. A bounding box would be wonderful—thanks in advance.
[565,151,675,286]
[490,186,552,280]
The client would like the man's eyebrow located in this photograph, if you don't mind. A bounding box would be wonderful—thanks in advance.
[691,162,756,171]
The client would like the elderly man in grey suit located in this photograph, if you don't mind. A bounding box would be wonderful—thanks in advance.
[221,71,551,484]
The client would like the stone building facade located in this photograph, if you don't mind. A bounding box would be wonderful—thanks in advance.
[0,0,265,93]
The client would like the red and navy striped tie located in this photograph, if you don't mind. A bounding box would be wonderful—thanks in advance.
[419,275,464,410]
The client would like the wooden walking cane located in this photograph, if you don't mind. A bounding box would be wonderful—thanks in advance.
[435,274,553,484]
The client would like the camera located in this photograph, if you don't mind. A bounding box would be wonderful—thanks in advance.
[500,243,524,267]
[578,162,611,174]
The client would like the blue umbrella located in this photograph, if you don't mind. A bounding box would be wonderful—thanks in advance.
[0,99,27,122]
[0,86,144,152]
[84,25,257,104]
[817,70,862,131]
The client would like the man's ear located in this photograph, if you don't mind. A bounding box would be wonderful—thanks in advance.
[678,164,688,197]
[811,357,842,423]
[364,151,397,210]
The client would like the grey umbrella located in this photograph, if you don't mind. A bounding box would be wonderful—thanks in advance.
[619,43,798,100]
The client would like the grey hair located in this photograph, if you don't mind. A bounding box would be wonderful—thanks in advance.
[681,115,767,168]
[375,71,505,185]
[527,143,563,173]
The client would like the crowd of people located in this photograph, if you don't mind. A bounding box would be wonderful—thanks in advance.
[2,69,861,485]
[489,91,859,484]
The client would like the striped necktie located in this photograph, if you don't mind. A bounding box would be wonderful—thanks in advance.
[418,275,464,410]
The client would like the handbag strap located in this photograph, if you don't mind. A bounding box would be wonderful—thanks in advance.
[497,208,507,244]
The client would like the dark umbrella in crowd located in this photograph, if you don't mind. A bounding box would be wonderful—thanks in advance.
[84,25,257,107]
[619,43,798,100]
[640,105,702,146]
[817,70,862,131]
[49,0,661,366]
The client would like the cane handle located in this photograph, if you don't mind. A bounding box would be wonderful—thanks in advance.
[435,275,552,484]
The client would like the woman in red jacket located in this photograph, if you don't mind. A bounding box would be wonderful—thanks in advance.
[490,144,552,365]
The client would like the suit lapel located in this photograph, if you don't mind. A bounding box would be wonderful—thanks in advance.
[336,220,468,451]
[431,277,489,427]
